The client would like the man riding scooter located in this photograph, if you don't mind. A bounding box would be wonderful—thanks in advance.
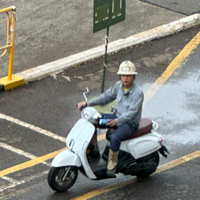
[78,60,144,177]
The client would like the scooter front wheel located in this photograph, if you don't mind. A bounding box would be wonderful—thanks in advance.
[48,166,78,192]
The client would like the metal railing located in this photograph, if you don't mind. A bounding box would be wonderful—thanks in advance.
[0,6,16,81]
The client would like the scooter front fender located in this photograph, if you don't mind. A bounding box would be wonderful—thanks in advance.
[51,149,81,167]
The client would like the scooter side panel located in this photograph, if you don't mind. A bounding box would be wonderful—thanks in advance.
[66,118,95,151]
[51,149,81,167]
[127,132,162,159]
[66,118,97,179]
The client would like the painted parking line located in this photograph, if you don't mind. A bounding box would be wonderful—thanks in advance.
[0,141,36,159]
[0,114,66,183]
[0,141,50,166]
[0,113,66,143]
[0,171,48,193]
[0,141,47,189]
[71,150,200,200]
[0,148,65,178]
[0,117,64,190]
[0,141,50,187]
[0,112,68,180]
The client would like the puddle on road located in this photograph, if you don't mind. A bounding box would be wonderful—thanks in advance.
[143,64,200,145]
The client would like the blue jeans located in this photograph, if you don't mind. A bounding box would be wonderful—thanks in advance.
[102,114,138,152]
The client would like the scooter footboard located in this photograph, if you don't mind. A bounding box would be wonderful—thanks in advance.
[51,149,81,167]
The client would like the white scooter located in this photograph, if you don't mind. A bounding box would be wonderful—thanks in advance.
[48,88,169,192]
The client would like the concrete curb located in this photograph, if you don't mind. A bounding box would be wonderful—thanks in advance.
[17,14,200,83]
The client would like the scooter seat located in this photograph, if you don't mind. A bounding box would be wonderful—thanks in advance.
[106,118,152,141]
[130,118,152,139]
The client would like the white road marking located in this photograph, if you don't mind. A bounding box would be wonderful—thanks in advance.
[0,114,60,193]
[1,176,20,184]
[0,142,50,193]
[0,142,36,159]
[0,113,66,143]
[0,141,50,166]
[0,171,48,193]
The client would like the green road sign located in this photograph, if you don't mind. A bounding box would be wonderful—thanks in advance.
[93,0,126,33]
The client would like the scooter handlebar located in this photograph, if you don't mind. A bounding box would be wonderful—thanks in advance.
[77,103,88,111]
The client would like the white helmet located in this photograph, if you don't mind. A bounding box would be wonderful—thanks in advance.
[117,61,138,75]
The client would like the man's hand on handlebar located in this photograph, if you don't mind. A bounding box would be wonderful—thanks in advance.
[77,101,90,110]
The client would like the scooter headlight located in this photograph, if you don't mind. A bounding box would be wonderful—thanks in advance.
[81,107,101,124]
[81,109,90,119]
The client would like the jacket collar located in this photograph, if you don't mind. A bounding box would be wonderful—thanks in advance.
[120,81,135,95]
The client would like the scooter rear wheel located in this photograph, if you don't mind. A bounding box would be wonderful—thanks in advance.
[48,166,78,192]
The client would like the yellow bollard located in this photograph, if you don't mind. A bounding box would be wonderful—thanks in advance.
[0,6,24,91]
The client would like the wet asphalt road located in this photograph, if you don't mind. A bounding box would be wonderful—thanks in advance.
[0,26,200,199]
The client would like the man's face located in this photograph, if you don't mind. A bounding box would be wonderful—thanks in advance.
[121,75,135,88]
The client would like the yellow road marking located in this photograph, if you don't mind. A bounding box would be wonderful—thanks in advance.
[144,31,200,105]
[72,150,200,200]
[156,150,200,174]
[0,31,200,184]
[0,148,66,178]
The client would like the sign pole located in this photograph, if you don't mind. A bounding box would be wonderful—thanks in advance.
[101,27,109,93]
[93,0,126,94]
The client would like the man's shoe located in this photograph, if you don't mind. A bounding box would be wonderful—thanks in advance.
[106,149,119,178]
